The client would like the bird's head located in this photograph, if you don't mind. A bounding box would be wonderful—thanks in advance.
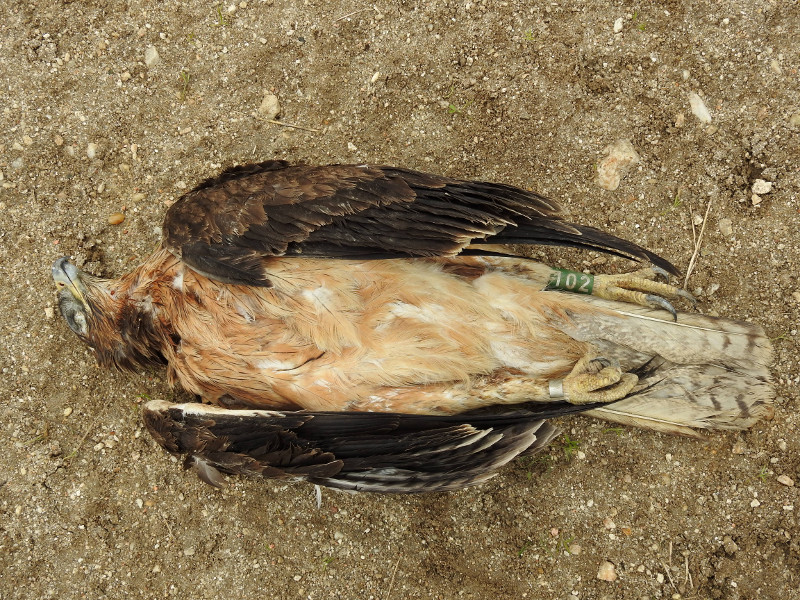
[52,257,108,340]
[52,257,165,371]
[52,257,102,343]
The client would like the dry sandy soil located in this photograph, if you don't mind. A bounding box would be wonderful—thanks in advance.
[1,1,799,598]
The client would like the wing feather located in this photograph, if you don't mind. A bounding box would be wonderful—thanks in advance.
[163,160,677,285]
[142,400,595,493]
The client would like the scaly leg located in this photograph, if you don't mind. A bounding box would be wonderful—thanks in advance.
[547,266,695,320]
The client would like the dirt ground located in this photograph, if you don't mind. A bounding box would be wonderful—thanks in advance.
[1,0,799,598]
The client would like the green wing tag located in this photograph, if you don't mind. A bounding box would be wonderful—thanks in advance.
[545,268,594,294]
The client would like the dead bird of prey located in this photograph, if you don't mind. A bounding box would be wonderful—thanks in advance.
[53,160,773,492]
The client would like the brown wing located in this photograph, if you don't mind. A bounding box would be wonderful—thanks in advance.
[163,160,677,286]
[142,400,599,493]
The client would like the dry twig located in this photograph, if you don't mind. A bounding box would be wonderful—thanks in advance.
[266,119,319,133]
[384,556,401,599]
[684,197,714,288]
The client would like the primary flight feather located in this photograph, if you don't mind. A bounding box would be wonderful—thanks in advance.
[53,161,773,492]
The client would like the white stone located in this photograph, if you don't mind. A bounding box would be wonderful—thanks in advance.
[144,45,160,67]
[689,92,712,123]
[613,18,624,33]
[597,561,617,581]
[752,179,773,195]
[258,93,281,120]
[596,139,639,191]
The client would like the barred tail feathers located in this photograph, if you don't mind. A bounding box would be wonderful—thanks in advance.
[550,295,774,436]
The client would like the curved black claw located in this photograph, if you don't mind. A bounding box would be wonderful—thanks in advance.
[586,357,615,373]
[645,294,678,321]
[677,289,698,307]
[651,266,672,283]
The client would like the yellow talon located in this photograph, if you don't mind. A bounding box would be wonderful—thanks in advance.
[560,354,639,405]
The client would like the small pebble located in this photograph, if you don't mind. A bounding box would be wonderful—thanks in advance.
[258,93,281,120]
[63,406,73,417]
[54,134,64,146]
[108,212,125,225]
[718,218,733,237]
[603,517,616,530]
[789,113,800,126]
[86,143,99,159]
[45,306,55,319]
[596,139,639,191]
[688,91,712,123]
[93,442,105,451]
[347,142,358,152]
[674,113,685,128]
[751,193,762,206]
[656,573,665,584]
[135,498,143,508]
[569,543,582,555]
[370,71,381,83]
[597,561,617,582]
[183,547,195,556]
[751,179,773,195]
[723,535,739,554]
[152,565,161,573]
[750,499,761,508]
[777,475,794,487]
[613,17,624,33]
[144,45,160,67]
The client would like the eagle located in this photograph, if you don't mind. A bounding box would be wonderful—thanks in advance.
[53,160,773,493]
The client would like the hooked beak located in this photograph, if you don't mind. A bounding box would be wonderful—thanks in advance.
[52,257,91,315]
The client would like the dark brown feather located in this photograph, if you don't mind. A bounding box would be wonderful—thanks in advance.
[163,161,677,286]
[142,400,596,493]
